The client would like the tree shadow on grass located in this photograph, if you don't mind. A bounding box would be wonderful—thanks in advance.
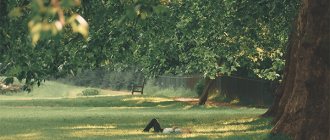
[218,117,291,140]
[222,117,273,130]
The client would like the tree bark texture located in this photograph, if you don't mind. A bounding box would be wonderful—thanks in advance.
[270,0,330,139]
[262,24,295,118]
[198,78,214,105]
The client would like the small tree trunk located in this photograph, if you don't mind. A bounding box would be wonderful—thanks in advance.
[198,78,214,105]
[270,0,330,139]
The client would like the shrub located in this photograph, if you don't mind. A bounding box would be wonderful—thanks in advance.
[104,70,142,90]
[81,89,99,96]
[61,69,140,91]
[144,79,197,98]
[194,79,205,97]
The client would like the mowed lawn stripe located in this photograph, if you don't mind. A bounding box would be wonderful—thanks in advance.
[0,94,279,140]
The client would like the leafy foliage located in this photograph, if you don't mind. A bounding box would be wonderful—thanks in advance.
[194,79,205,97]
[90,0,299,80]
[0,0,89,90]
[0,0,300,91]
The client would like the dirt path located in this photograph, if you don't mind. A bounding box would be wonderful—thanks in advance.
[0,89,132,100]
[173,97,239,107]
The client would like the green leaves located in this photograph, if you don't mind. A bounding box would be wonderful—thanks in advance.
[0,0,300,92]
[153,5,168,14]
[0,0,86,91]
[3,77,14,85]
[8,7,22,18]
[26,0,89,45]
[68,14,89,39]
[112,0,299,80]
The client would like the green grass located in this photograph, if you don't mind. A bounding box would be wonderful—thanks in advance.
[0,81,289,140]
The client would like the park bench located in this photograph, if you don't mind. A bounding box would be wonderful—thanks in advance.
[131,79,145,95]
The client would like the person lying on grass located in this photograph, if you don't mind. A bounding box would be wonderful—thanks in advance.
[143,118,192,134]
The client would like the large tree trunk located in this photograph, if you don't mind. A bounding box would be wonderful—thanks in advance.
[269,0,330,139]
[262,19,297,119]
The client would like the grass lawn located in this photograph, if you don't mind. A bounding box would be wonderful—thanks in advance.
[0,81,286,140]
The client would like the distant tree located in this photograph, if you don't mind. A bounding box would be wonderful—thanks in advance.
[197,0,299,104]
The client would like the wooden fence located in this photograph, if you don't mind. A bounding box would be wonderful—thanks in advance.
[154,75,276,106]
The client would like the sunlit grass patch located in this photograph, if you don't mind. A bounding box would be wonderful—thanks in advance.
[147,134,173,139]
[0,132,44,140]
[122,96,173,103]
[69,129,145,138]
[60,124,117,130]
[192,124,251,133]
[221,117,258,125]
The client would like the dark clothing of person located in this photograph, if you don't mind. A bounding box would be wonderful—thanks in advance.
[143,118,164,132]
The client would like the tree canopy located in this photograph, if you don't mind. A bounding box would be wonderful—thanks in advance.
[1,0,329,139]
[1,0,299,87]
